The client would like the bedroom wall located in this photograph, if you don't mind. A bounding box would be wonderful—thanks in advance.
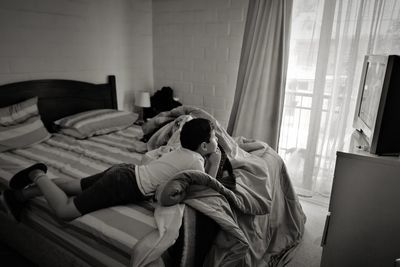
[0,0,153,110]
[152,0,249,127]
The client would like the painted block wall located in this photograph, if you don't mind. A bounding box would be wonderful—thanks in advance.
[0,0,153,110]
[152,0,249,127]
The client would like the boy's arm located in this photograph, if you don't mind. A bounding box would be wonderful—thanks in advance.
[204,148,222,178]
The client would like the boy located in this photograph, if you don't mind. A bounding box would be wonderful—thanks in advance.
[1,118,221,222]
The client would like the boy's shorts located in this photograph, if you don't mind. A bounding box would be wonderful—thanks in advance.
[73,163,148,215]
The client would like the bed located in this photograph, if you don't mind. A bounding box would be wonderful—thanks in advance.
[0,75,306,267]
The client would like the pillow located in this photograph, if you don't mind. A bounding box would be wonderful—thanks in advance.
[54,109,138,139]
[0,97,39,126]
[0,97,51,152]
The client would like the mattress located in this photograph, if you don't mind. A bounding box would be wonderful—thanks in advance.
[0,126,161,267]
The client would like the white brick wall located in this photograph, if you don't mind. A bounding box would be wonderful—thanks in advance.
[0,0,249,124]
[153,0,249,127]
[0,0,153,111]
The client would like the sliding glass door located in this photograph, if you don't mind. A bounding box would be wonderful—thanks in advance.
[278,0,400,200]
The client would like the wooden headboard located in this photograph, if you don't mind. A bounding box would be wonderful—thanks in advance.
[0,75,117,132]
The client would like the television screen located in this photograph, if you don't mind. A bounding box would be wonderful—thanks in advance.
[358,61,386,129]
[353,54,400,155]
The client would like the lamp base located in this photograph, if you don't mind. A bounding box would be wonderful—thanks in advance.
[134,108,146,126]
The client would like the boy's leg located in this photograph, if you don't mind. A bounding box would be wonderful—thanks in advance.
[3,171,105,222]
[18,170,107,201]
[1,177,82,222]
[18,178,82,201]
[5,164,141,221]
[29,170,81,221]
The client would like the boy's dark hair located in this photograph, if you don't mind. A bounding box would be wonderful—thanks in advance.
[180,118,213,151]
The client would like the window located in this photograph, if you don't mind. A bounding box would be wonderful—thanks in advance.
[279,0,400,202]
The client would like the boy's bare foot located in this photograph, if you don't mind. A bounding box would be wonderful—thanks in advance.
[9,163,47,189]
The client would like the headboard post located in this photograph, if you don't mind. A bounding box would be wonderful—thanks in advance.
[108,75,118,109]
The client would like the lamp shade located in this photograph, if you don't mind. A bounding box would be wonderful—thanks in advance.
[135,92,151,108]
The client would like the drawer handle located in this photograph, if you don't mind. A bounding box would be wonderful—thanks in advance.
[321,212,331,247]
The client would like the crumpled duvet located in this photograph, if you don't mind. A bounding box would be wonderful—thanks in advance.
[140,106,306,266]
[155,170,269,215]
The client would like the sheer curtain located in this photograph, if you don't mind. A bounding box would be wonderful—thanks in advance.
[279,0,400,199]
[228,0,293,150]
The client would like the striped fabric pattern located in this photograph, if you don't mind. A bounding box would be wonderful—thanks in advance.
[55,109,139,139]
[0,97,39,125]
[0,97,51,152]
[0,126,161,265]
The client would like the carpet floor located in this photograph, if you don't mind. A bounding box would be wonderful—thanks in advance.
[287,198,328,267]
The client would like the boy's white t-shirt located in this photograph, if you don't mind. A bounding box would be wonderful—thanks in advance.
[135,147,205,196]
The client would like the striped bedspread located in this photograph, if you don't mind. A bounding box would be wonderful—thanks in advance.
[0,126,169,267]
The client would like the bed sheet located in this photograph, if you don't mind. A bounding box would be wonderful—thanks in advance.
[0,126,163,266]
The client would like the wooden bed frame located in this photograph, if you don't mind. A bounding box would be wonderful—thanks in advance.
[0,75,216,267]
[0,75,117,132]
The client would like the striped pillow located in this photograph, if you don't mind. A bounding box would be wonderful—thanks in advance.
[54,109,138,139]
[0,97,39,126]
[0,97,51,152]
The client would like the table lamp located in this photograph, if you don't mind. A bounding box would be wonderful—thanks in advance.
[135,91,151,125]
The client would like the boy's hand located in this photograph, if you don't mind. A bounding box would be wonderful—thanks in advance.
[205,147,221,178]
[207,147,222,164]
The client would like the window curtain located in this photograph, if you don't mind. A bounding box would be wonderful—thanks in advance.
[279,0,400,199]
[227,0,293,150]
